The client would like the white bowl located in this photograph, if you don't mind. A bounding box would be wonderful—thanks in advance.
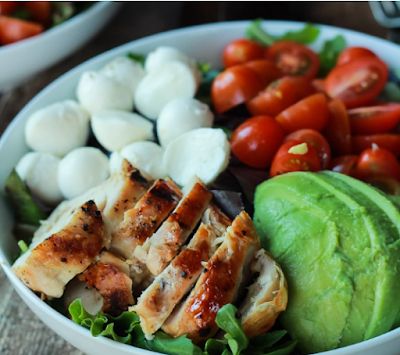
[0,2,121,92]
[1,20,400,355]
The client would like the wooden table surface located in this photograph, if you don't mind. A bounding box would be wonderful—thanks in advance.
[0,2,390,354]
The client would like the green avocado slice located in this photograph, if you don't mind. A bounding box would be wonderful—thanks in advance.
[254,171,400,353]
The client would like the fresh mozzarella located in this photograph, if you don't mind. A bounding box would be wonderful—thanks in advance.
[145,46,192,72]
[109,151,124,174]
[91,110,154,152]
[157,98,214,148]
[100,56,146,98]
[16,152,63,206]
[135,61,198,120]
[120,141,167,180]
[163,128,230,186]
[58,147,110,200]
[76,71,133,113]
[25,100,90,157]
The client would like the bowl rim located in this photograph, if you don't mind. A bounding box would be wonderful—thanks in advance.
[0,1,114,54]
[2,19,400,355]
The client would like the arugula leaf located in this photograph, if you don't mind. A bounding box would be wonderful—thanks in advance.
[196,68,222,106]
[145,332,203,355]
[52,2,75,27]
[258,340,298,355]
[216,304,249,355]
[379,82,400,103]
[318,35,346,77]
[205,338,228,355]
[246,19,320,46]
[5,169,48,227]
[127,53,146,67]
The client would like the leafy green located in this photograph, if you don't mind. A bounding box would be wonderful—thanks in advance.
[246,19,320,46]
[17,240,29,254]
[380,82,400,103]
[11,8,32,20]
[52,2,76,27]
[5,169,48,227]
[127,53,146,67]
[318,35,346,77]
[196,68,222,106]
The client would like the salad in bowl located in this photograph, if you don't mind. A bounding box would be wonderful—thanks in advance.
[2,20,400,355]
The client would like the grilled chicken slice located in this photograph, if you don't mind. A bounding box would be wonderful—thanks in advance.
[133,223,219,338]
[239,249,288,338]
[110,179,182,260]
[135,178,213,277]
[202,203,232,238]
[13,200,106,298]
[78,251,134,316]
[33,160,149,248]
[162,211,260,342]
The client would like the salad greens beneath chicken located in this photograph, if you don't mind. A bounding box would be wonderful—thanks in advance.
[5,19,400,355]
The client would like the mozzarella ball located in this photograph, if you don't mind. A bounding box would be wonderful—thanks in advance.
[157,98,214,148]
[145,46,192,72]
[101,56,146,98]
[163,128,230,186]
[120,141,167,180]
[25,100,90,157]
[109,151,124,174]
[16,152,63,206]
[58,147,109,200]
[91,110,154,152]
[76,71,134,113]
[135,61,198,120]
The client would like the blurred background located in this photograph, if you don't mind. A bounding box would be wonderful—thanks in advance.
[0,2,393,355]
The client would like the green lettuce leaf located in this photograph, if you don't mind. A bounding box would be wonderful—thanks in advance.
[5,169,48,227]
[196,68,222,106]
[127,52,146,66]
[318,35,346,77]
[379,82,400,103]
[246,19,320,46]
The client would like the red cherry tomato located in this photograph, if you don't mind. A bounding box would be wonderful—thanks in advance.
[312,79,326,94]
[270,140,321,177]
[265,41,320,79]
[355,145,400,181]
[230,115,286,168]
[348,103,400,135]
[328,155,359,176]
[223,39,265,68]
[0,1,18,15]
[245,77,297,117]
[0,15,43,45]
[276,93,329,133]
[211,65,263,113]
[284,129,331,169]
[323,99,352,155]
[24,1,51,24]
[352,134,400,157]
[288,76,316,100]
[364,175,400,195]
[337,47,377,66]
[325,56,388,108]
[244,59,284,86]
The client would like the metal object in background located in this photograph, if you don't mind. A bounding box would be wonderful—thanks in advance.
[369,1,400,42]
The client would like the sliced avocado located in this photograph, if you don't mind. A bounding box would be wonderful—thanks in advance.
[254,171,400,353]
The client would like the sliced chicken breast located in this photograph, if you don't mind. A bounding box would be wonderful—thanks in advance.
[239,249,288,338]
[110,179,182,260]
[137,178,212,276]
[202,203,232,238]
[12,200,106,298]
[78,251,134,316]
[132,223,218,337]
[161,211,260,342]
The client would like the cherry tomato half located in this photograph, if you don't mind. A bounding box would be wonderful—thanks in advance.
[355,145,400,181]
[245,77,297,117]
[276,93,329,133]
[230,115,286,168]
[328,155,358,177]
[0,1,18,15]
[211,65,263,113]
[24,1,51,24]
[312,79,326,94]
[0,15,43,45]
[352,134,400,157]
[348,103,400,135]
[325,56,388,109]
[323,99,352,155]
[244,59,283,86]
[270,140,321,177]
[289,76,316,100]
[265,41,320,79]
[284,129,331,169]
[223,38,265,68]
[337,47,377,66]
